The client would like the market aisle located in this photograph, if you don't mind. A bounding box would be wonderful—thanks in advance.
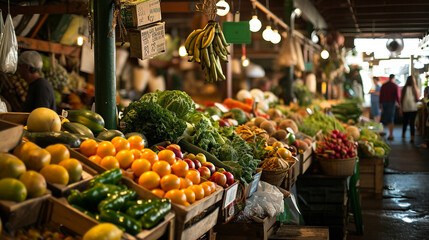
[348,125,429,240]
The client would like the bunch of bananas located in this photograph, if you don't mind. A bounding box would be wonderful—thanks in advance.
[185,21,229,82]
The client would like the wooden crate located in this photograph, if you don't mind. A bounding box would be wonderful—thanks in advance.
[1,196,99,239]
[282,158,298,191]
[0,192,51,232]
[214,214,278,240]
[0,112,29,125]
[0,119,23,152]
[298,146,313,175]
[270,225,330,240]
[64,177,175,240]
[359,157,384,199]
[70,148,222,240]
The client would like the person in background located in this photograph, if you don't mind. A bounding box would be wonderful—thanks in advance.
[400,76,420,143]
[369,76,381,123]
[17,51,56,112]
[420,86,429,149]
[380,74,400,140]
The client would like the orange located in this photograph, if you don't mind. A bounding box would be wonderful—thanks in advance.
[183,188,196,204]
[113,138,130,152]
[171,160,189,177]
[141,150,158,165]
[130,149,142,160]
[164,189,187,205]
[128,136,145,150]
[188,185,204,200]
[131,159,151,177]
[185,169,200,185]
[116,150,135,169]
[151,188,165,198]
[201,183,212,197]
[45,144,70,164]
[97,141,116,158]
[40,164,69,185]
[202,181,216,194]
[79,139,98,157]
[160,174,181,192]
[138,171,160,190]
[157,150,176,165]
[100,156,120,170]
[151,160,171,177]
[88,155,102,164]
[179,177,193,189]
[111,136,126,146]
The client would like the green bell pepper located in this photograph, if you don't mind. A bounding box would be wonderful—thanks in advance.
[99,209,142,235]
[97,189,137,212]
[89,168,122,187]
[126,199,160,219]
[140,199,171,229]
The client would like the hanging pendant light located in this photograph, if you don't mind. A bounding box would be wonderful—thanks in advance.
[216,0,230,16]
[249,15,262,32]
[262,26,273,41]
[271,29,281,44]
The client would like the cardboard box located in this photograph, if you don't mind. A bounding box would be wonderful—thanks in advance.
[121,0,162,28]
[0,119,23,152]
[129,22,166,59]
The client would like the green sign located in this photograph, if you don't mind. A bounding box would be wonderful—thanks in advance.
[222,21,251,44]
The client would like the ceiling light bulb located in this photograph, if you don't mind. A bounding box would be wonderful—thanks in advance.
[271,30,281,44]
[321,50,329,59]
[294,8,302,17]
[216,0,230,16]
[249,15,262,32]
[242,58,249,67]
[77,36,84,46]
[311,31,319,43]
[179,45,187,57]
[262,26,273,41]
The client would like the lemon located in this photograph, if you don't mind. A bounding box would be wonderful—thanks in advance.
[83,223,123,240]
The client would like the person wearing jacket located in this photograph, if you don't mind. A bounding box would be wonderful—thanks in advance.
[380,74,400,140]
[400,76,419,143]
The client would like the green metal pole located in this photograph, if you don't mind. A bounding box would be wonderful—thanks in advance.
[94,0,116,129]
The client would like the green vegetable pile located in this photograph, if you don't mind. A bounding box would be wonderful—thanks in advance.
[331,98,362,124]
[121,90,194,145]
[298,110,345,136]
[67,168,171,234]
[293,83,313,107]
[359,128,391,156]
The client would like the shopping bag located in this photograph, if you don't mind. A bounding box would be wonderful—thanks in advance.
[0,13,18,73]
[277,192,304,225]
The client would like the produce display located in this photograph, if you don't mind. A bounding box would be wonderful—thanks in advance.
[5,226,79,240]
[314,129,357,159]
[67,168,171,234]
[358,127,390,157]
[185,21,229,82]
[298,110,345,137]
[331,99,363,125]
[0,142,83,202]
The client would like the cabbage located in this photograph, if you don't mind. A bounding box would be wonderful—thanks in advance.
[156,90,195,118]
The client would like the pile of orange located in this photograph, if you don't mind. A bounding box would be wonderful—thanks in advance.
[80,137,217,206]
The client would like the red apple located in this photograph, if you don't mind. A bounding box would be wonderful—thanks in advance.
[223,171,234,185]
[198,166,211,179]
[192,159,202,169]
[203,162,216,174]
[210,172,227,187]
[167,144,183,159]
[184,159,195,169]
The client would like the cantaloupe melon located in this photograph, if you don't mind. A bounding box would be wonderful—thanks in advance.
[27,108,61,132]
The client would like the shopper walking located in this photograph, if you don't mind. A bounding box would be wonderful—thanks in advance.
[17,51,56,112]
[421,86,429,149]
[370,76,381,123]
[400,76,419,142]
[380,74,400,140]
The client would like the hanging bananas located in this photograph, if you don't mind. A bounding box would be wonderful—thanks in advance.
[184,21,230,83]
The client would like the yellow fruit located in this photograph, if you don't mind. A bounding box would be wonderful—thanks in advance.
[151,188,165,198]
[83,223,123,240]
[13,142,40,160]
[79,139,98,157]
[131,159,151,177]
[0,153,26,179]
[40,164,69,185]
[27,107,61,132]
[152,160,171,177]
[59,158,82,183]
[19,170,46,198]
[0,178,27,202]
[45,144,70,164]
[171,160,189,178]
[116,150,134,169]
[164,189,187,205]
[27,148,51,171]
[160,174,180,192]
[183,188,196,204]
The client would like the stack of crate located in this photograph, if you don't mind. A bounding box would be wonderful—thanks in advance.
[297,175,349,240]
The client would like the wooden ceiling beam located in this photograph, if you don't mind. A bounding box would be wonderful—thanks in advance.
[0,2,87,16]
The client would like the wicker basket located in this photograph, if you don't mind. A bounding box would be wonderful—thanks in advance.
[318,156,357,176]
[260,168,288,187]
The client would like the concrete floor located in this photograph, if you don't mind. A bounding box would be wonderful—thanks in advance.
[348,125,429,240]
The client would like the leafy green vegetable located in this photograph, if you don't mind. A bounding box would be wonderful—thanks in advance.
[139,92,158,103]
[298,110,345,136]
[157,90,195,118]
[121,101,187,145]
[293,83,313,107]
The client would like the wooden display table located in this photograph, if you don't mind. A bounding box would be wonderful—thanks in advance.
[359,157,384,199]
